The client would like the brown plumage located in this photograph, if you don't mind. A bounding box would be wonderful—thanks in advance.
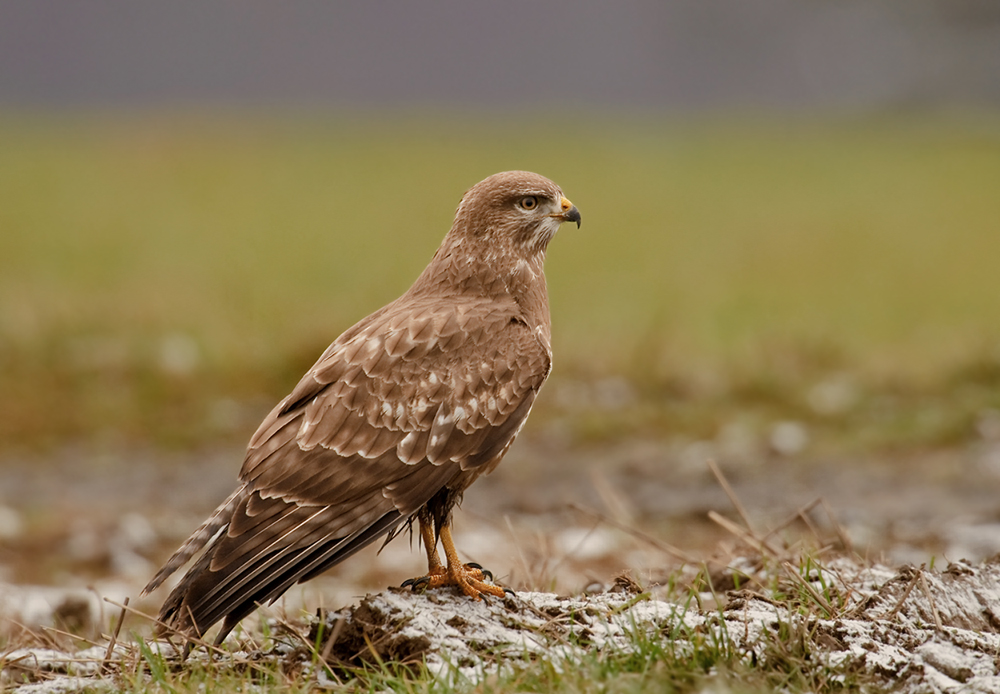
[142,170,581,643]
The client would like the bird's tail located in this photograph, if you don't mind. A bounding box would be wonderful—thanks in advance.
[156,508,404,643]
[142,484,247,596]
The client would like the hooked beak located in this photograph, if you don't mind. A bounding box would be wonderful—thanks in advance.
[553,196,582,228]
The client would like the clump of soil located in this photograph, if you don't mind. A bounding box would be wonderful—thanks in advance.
[285,556,1000,691]
[5,556,1000,693]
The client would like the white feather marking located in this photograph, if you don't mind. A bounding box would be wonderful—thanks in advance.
[453,406,467,421]
[428,372,439,385]
[398,431,420,464]
[530,216,562,246]
[364,337,382,357]
[381,401,393,418]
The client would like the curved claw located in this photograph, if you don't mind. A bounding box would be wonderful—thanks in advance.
[465,562,493,582]
[401,576,432,592]
[503,587,516,597]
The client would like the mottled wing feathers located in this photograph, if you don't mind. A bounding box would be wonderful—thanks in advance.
[153,292,550,639]
[241,293,547,497]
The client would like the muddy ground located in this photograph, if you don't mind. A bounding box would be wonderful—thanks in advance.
[2,431,1000,628]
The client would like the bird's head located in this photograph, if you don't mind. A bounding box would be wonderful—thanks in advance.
[450,171,581,256]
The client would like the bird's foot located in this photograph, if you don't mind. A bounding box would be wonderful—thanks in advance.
[401,562,507,600]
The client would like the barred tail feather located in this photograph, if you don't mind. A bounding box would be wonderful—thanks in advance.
[142,485,247,596]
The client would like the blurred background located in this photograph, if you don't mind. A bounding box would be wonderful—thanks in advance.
[2,0,1000,637]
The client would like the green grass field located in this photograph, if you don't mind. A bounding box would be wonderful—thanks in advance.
[2,113,1000,451]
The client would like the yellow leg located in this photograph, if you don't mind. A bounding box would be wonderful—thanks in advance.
[420,516,445,574]
[402,521,507,599]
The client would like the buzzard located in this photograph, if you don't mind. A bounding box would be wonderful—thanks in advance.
[142,170,581,642]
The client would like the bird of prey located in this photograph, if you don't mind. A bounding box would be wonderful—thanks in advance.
[142,170,581,643]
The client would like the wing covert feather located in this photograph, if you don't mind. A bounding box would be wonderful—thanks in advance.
[239,294,549,506]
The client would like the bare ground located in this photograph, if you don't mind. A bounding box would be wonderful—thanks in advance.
[2,433,999,592]
[5,557,1000,693]
[3,435,1000,691]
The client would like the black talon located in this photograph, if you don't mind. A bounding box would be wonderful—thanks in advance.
[465,562,493,581]
[401,576,430,591]
[503,587,516,597]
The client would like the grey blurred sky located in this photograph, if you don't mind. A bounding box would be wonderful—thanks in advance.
[1,0,998,112]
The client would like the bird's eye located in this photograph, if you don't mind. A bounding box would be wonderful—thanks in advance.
[518,196,538,210]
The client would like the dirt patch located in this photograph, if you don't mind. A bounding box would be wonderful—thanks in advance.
[7,556,1000,693]
[4,440,1000,692]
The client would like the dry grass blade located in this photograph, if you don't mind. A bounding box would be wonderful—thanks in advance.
[781,561,835,616]
[821,499,855,554]
[101,597,229,658]
[706,459,754,531]
[917,569,943,631]
[544,520,604,579]
[796,507,823,541]
[255,602,339,683]
[504,514,538,588]
[760,498,823,544]
[708,511,777,558]
[706,459,784,556]
[101,597,128,674]
[0,650,53,683]
[4,619,62,651]
[38,626,102,649]
[883,568,922,621]
[569,503,698,564]
[589,468,634,525]
[320,617,345,670]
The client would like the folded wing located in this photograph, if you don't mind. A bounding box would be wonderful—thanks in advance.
[145,293,550,640]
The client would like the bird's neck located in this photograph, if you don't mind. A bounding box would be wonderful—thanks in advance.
[411,242,551,341]
[502,254,551,343]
